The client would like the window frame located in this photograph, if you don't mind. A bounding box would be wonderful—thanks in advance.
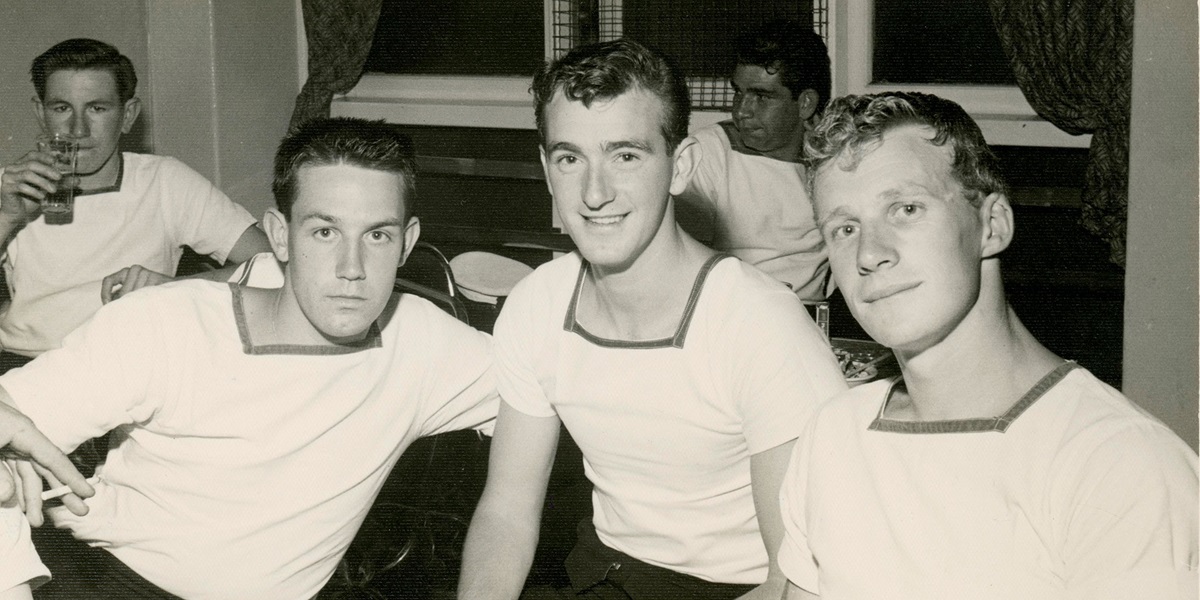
[327,0,1088,147]
[829,0,1090,148]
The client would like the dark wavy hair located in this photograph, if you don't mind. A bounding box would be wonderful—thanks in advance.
[31,39,138,103]
[273,117,418,221]
[735,20,831,112]
[805,92,1008,206]
[532,39,691,152]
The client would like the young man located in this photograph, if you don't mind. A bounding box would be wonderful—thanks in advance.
[0,38,270,370]
[778,92,1199,599]
[0,117,498,598]
[674,20,831,300]
[458,40,845,600]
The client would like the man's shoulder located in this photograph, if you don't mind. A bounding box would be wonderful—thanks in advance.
[123,152,213,186]
[507,252,582,303]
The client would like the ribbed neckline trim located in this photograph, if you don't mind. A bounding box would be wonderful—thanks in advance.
[75,153,124,197]
[230,282,384,356]
[563,253,731,349]
[868,361,1079,434]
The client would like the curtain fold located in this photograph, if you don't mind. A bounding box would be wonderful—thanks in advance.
[988,0,1134,266]
[290,0,385,131]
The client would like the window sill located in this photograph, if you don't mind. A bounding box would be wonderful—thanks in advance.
[332,74,729,132]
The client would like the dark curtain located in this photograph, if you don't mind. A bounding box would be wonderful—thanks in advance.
[290,0,385,131]
[988,0,1134,266]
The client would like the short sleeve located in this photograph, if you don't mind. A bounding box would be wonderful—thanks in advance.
[777,420,820,594]
[1058,424,1199,600]
[0,504,49,593]
[727,278,847,454]
[492,271,558,418]
[1,286,172,451]
[159,158,257,263]
[414,299,501,437]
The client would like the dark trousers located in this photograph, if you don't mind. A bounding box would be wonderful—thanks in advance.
[521,521,756,600]
[31,523,182,599]
[0,350,32,375]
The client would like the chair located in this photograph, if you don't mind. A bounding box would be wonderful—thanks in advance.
[448,251,534,334]
[395,241,470,325]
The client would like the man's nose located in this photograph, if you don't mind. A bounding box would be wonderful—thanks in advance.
[69,113,89,138]
[582,165,614,211]
[337,241,366,280]
[856,224,898,274]
[733,95,755,120]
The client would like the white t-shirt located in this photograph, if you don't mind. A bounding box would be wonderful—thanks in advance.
[778,363,1199,600]
[676,122,828,301]
[0,504,48,594]
[1,277,498,599]
[496,252,846,584]
[0,152,257,356]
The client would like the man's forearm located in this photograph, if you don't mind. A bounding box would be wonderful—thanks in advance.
[458,504,541,599]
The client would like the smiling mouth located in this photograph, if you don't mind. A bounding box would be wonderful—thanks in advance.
[862,282,920,304]
[583,214,626,226]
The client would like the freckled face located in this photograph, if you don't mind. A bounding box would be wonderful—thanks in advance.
[278,164,415,345]
[814,125,986,353]
[541,89,687,273]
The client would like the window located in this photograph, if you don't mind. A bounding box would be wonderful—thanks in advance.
[834,0,1090,147]
[334,0,827,129]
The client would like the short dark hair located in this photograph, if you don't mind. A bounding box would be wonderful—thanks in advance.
[735,20,830,112]
[272,117,418,221]
[31,39,138,103]
[532,39,691,152]
[805,91,1008,206]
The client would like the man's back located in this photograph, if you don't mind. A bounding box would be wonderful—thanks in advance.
[3,278,496,598]
[677,122,826,300]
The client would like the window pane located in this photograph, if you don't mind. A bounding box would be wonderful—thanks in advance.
[366,0,544,76]
[622,0,815,78]
[873,0,1015,86]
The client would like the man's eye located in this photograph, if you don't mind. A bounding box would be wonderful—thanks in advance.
[830,224,857,240]
[896,203,924,219]
[616,153,639,163]
[315,228,334,239]
[368,231,391,242]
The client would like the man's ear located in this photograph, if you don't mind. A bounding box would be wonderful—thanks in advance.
[398,217,421,267]
[538,146,553,196]
[979,192,1014,258]
[669,136,700,196]
[263,208,290,262]
[797,89,820,122]
[120,97,142,134]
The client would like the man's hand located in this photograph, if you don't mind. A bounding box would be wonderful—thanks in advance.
[102,264,173,303]
[0,151,62,225]
[0,401,93,524]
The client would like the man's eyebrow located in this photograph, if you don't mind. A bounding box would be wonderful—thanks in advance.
[816,206,853,229]
[603,139,654,153]
[546,139,655,154]
[297,213,403,229]
[545,141,581,154]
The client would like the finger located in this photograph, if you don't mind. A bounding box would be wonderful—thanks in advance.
[17,460,42,526]
[33,462,89,517]
[18,434,92,500]
[101,268,129,304]
[0,460,15,507]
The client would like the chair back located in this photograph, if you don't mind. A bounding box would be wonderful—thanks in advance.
[395,241,470,325]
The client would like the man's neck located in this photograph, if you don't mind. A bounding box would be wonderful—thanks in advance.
[77,150,122,191]
[888,279,1062,421]
[580,226,714,340]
